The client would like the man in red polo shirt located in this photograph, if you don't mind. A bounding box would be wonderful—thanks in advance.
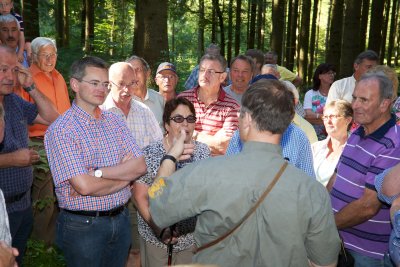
[179,54,240,156]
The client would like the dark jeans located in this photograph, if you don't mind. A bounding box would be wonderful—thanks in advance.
[8,206,34,267]
[56,207,131,267]
[348,249,394,267]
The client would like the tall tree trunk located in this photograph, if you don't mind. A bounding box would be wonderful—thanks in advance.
[308,0,319,83]
[248,0,257,49]
[359,0,370,51]
[21,0,39,41]
[235,0,242,55]
[214,0,225,56]
[368,0,386,53]
[271,0,285,64]
[298,0,311,84]
[379,0,391,64]
[387,0,398,66]
[315,0,323,63]
[227,0,233,63]
[325,0,344,75]
[198,0,205,60]
[395,2,400,66]
[109,2,116,56]
[324,0,332,51]
[340,0,362,78]
[256,0,263,49]
[211,4,217,43]
[62,0,69,47]
[80,2,86,46]
[133,0,169,70]
[84,0,94,53]
[285,0,298,70]
[55,0,64,46]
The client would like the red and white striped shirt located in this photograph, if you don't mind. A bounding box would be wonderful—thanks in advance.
[179,86,240,137]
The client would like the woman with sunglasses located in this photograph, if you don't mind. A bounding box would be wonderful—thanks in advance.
[311,100,353,186]
[304,63,336,140]
[132,97,211,267]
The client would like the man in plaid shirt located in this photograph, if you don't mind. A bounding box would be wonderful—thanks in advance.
[45,56,146,267]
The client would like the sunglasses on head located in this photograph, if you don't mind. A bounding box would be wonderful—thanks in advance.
[169,115,196,123]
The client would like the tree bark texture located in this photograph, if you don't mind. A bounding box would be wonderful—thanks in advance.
[298,0,311,84]
[235,0,242,55]
[340,0,362,78]
[22,0,39,41]
[367,0,386,54]
[285,0,298,70]
[84,0,94,53]
[271,0,285,64]
[308,0,319,84]
[387,0,398,66]
[326,0,344,75]
[359,0,370,51]
[133,0,169,71]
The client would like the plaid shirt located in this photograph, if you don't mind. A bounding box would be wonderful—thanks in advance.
[101,95,163,149]
[0,94,38,213]
[45,102,142,211]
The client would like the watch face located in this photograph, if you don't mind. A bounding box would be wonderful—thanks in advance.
[94,169,103,178]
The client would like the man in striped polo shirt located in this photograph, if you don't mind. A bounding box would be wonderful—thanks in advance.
[179,54,240,156]
[329,72,400,266]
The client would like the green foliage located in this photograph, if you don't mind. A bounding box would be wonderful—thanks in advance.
[23,239,66,267]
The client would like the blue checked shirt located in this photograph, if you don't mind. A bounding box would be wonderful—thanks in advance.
[0,94,38,213]
[45,102,142,211]
[101,95,163,149]
[226,124,315,178]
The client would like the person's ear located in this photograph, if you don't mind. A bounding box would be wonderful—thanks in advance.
[70,78,79,93]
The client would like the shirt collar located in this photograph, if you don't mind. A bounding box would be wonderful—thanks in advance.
[194,86,226,102]
[355,114,396,139]
[242,141,282,155]
[71,101,104,122]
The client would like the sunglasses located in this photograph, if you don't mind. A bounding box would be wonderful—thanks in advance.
[169,115,196,123]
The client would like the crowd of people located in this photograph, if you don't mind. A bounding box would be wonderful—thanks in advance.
[0,3,400,267]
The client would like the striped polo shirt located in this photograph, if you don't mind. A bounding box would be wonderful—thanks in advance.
[331,115,400,259]
[179,86,240,137]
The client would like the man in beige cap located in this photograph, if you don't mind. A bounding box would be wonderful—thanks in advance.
[155,62,178,102]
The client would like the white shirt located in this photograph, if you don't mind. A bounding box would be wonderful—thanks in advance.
[326,75,356,104]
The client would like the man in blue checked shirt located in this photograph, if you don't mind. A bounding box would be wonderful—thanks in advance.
[45,57,147,267]
[0,45,59,265]
[226,125,315,178]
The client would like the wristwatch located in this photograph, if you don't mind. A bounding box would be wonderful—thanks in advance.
[94,168,103,178]
[23,83,36,93]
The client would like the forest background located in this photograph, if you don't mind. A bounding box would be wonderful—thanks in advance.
[16,0,400,94]
[12,0,399,265]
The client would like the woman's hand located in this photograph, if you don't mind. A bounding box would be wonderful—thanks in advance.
[168,129,194,161]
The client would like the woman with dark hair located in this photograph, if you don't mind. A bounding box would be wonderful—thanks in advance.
[304,63,336,140]
[132,97,211,267]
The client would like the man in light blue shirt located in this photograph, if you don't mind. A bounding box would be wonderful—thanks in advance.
[226,125,315,178]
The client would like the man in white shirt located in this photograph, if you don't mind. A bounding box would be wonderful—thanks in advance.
[326,50,378,104]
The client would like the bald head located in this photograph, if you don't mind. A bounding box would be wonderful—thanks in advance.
[261,64,280,79]
[109,62,137,105]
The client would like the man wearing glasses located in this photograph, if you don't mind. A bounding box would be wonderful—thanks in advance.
[45,57,147,267]
[0,45,58,265]
[101,62,163,267]
[179,54,240,156]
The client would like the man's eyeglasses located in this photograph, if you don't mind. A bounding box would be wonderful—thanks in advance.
[169,115,196,123]
[79,79,110,90]
[321,114,343,121]
[157,74,175,80]
[199,68,225,76]
[36,53,57,60]
[110,80,138,89]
